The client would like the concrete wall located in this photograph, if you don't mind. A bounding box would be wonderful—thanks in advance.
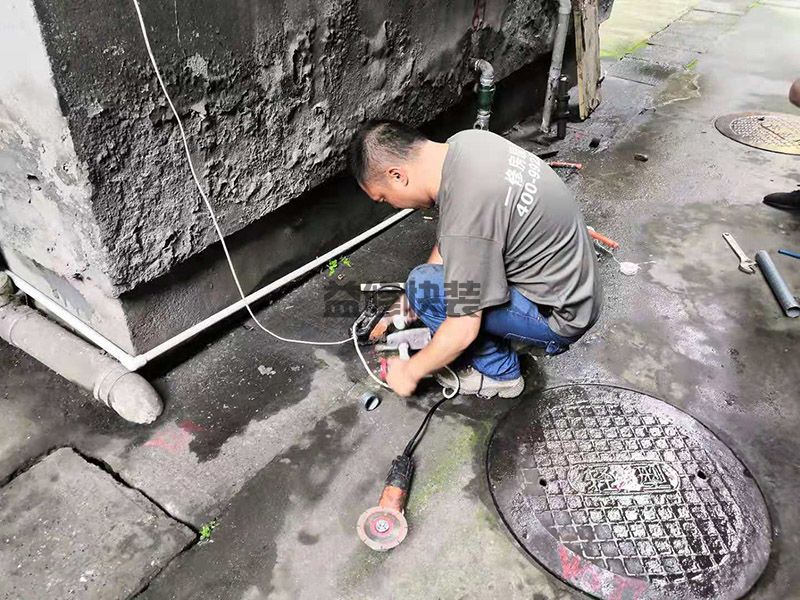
[1,0,612,355]
[0,0,137,350]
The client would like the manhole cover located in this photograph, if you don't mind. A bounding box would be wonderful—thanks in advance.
[715,112,800,155]
[487,385,771,600]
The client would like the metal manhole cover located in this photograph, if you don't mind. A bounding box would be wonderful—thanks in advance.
[715,111,800,155]
[487,385,771,600]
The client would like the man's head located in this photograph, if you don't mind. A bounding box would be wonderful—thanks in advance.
[348,119,438,209]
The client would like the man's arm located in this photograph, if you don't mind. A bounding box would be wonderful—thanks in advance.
[385,311,481,396]
[427,243,443,265]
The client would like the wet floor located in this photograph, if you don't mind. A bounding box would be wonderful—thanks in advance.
[1,2,799,598]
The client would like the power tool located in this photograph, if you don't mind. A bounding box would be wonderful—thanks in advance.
[356,394,451,551]
[351,282,405,344]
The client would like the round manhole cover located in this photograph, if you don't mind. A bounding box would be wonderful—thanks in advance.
[715,111,800,155]
[487,385,771,600]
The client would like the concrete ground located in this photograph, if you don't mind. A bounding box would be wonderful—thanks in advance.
[1,1,799,598]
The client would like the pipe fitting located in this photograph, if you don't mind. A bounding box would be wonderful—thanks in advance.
[473,58,495,87]
[472,58,496,130]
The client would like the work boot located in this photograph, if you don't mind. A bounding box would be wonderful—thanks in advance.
[435,366,524,399]
[763,190,800,211]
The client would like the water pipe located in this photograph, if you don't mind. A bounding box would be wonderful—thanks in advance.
[0,293,162,423]
[3,208,414,373]
[472,58,495,130]
[541,0,572,134]
[755,250,800,318]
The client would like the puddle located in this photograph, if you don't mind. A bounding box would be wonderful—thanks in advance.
[656,71,701,106]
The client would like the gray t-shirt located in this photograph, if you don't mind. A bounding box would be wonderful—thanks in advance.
[436,129,602,337]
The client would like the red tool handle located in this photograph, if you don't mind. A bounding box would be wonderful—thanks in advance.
[547,161,583,169]
[379,357,389,381]
[588,228,620,250]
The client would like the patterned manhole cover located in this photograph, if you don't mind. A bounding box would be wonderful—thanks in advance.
[487,385,771,599]
[715,112,800,155]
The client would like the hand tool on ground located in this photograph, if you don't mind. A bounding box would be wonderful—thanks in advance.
[722,232,757,274]
[356,393,451,551]
[778,248,800,260]
[586,226,620,251]
[548,161,583,169]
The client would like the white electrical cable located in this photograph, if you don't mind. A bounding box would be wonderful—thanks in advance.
[352,322,391,389]
[132,0,348,346]
[132,0,459,397]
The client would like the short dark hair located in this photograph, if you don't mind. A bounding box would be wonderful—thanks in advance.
[348,119,428,185]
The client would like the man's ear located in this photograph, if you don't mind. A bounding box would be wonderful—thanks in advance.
[386,166,409,187]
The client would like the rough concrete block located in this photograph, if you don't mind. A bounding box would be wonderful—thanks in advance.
[0,448,194,600]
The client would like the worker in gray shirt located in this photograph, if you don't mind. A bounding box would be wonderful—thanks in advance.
[348,120,603,398]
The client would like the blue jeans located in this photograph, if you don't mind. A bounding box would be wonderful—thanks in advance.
[405,264,582,381]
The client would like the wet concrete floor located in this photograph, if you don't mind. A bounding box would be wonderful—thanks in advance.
[1,2,799,598]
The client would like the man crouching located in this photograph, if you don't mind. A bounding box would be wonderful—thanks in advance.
[348,120,603,398]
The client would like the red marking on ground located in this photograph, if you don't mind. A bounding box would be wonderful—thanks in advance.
[558,545,648,600]
[178,419,205,434]
[143,424,195,454]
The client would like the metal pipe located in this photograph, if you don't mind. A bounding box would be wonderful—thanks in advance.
[4,208,414,371]
[556,74,570,139]
[0,300,163,423]
[778,248,800,260]
[472,58,495,130]
[755,250,800,318]
[541,0,572,134]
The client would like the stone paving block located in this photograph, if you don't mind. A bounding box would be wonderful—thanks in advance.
[0,448,194,600]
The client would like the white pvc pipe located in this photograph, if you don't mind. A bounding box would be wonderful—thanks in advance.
[4,208,413,371]
[541,0,573,133]
[5,270,144,371]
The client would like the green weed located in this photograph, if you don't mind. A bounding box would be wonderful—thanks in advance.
[199,519,218,542]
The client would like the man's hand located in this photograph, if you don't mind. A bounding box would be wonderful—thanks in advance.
[384,357,420,397]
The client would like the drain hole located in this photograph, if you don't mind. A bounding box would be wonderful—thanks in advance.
[757,116,765,121]
[539,478,548,487]
[697,470,707,480]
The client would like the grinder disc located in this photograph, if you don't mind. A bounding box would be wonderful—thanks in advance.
[357,505,408,551]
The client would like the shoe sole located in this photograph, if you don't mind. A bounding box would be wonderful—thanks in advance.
[437,375,525,399]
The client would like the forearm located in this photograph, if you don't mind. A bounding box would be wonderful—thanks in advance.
[406,316,478,380]
[427,243,443,264]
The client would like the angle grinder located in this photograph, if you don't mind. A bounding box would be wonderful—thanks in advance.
[356,454,414,551]
[356,385,451,551]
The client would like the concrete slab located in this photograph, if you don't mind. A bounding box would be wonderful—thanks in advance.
[139,382,578,600]
[600,0,700,58]
[605,56,680,86]
[0,448,193,599]
[694,0,753,15]
[761,0,800,8]
[630,43,701,68]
